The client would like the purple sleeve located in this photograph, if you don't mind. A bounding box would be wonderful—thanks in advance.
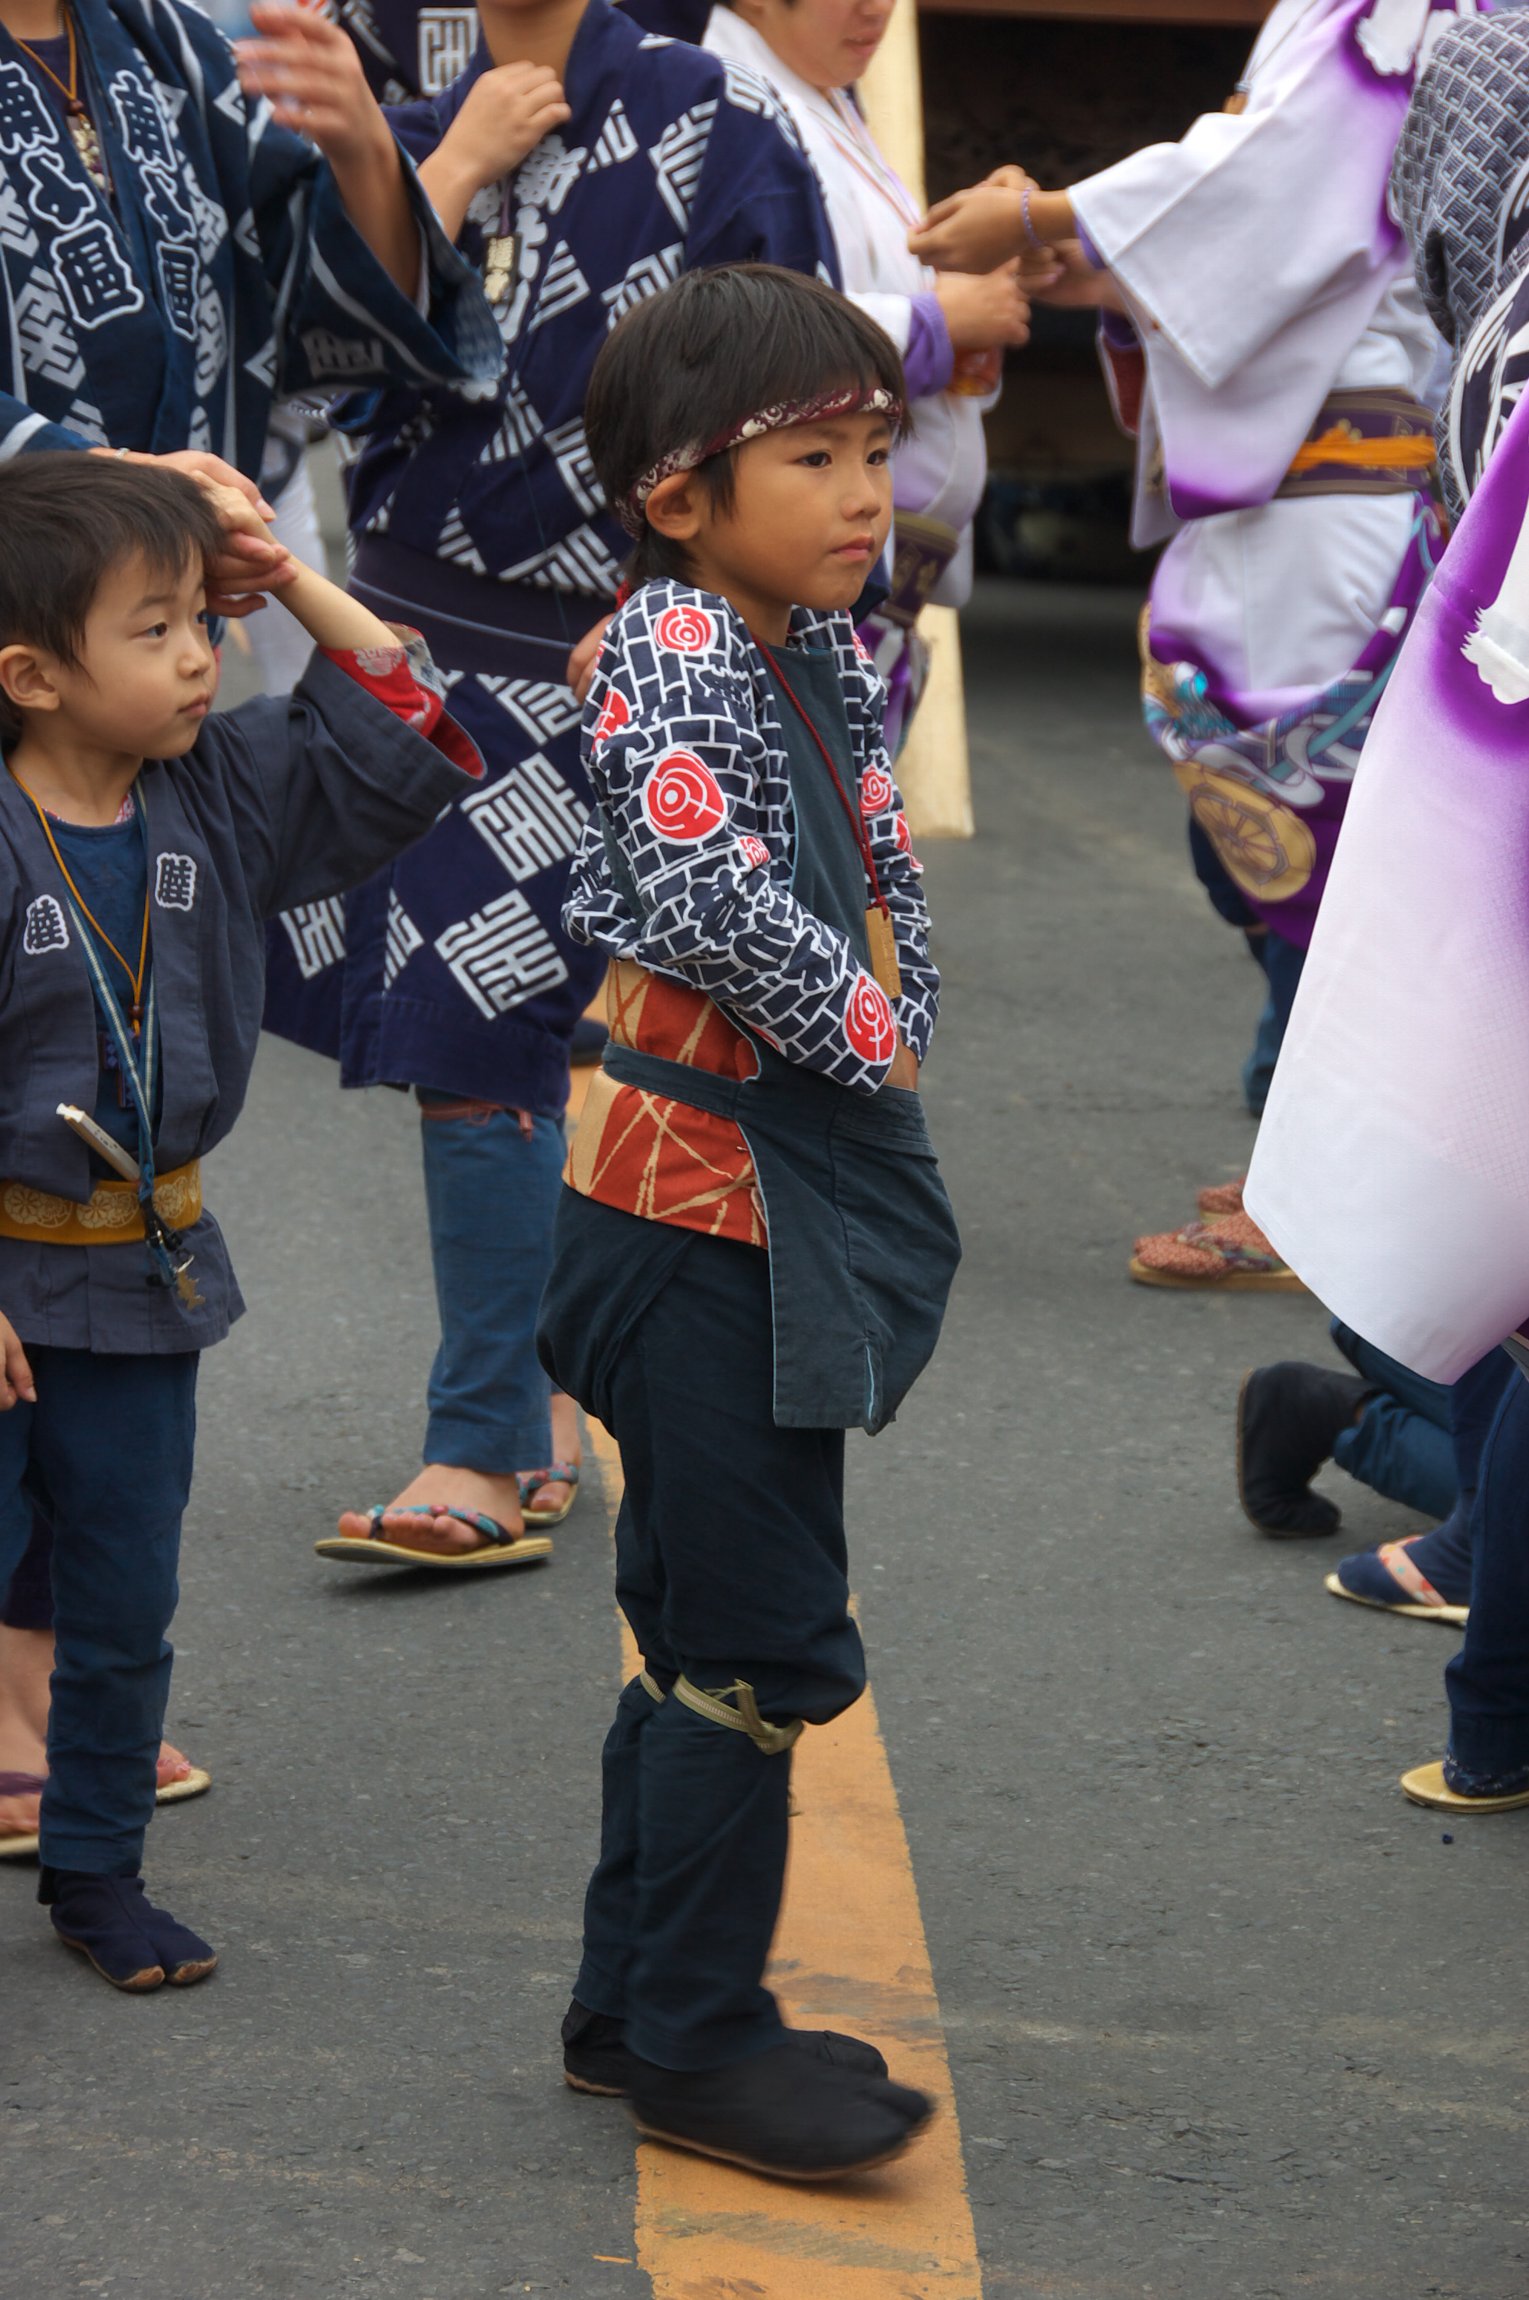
[1074,221,1105,271]
[904,292,955,399]
[1098,308,1140,352]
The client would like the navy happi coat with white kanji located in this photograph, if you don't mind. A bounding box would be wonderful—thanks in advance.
[262,0,839,1115]
[0,0,501,469]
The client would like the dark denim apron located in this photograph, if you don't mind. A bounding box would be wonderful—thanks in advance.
[598,644,960,1434]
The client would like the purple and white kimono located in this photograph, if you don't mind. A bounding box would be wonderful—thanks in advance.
[1071,0,1477,947]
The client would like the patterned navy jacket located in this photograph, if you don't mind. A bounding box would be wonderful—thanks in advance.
[343,0,839,596]
[564,581,938,1094]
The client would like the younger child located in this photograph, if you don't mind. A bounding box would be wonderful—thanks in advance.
[0,455,480,1989]
[539,265,961,2180]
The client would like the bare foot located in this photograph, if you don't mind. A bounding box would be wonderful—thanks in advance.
[521,1392,584,1517]
[336,1464,527,1554]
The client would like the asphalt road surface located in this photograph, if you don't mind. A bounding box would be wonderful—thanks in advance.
[5,570,1525,2300]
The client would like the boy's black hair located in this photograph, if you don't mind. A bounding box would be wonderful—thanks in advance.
[0,454,225,744]
[585,264,906,584]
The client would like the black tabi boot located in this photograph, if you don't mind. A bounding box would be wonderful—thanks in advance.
[561,1999,889,2097]
[1236,1362,1374,1537]
[40,1867,217,1992]
[625,2039,933,2181]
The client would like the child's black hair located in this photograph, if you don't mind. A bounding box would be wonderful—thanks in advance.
[0,454,225,744]
[585,263,906,585]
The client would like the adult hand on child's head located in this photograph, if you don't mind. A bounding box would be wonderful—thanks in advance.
[934,264,1034,351]
[0,1313,35,1411]
[93,448,293,616]
[192,475,299,619]
[436,64,572,199]
[235,4,390,170]
[911,180,1027,273]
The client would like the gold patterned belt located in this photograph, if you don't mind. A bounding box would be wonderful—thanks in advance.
[1275,389,1437,499]
[0,1159,203,1247]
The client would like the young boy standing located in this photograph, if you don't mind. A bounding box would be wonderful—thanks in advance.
[0,455,480,1990]
[540,265,961,2181]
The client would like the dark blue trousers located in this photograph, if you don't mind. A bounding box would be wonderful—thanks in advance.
[1330,1319,1457,1520]
[1446,1363,1529,1785]
[0,1347,197,1873]
[565,1230,866,2071]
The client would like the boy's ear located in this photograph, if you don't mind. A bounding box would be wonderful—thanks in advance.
[644,470,704,544]
[0,643,61,718]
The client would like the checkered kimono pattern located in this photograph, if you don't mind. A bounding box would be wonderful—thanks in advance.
[0,0,499,470]
[565,582,938,1094]
[1391,14,1529,519]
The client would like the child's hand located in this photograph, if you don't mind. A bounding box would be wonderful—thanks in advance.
[566,612,612,707]
[887,1038,920,1092]
[934,265,1033,352]
[0,1313,35,1410]
[436,63,572,202]
[193,477,299,620]
[911,181,1027,274]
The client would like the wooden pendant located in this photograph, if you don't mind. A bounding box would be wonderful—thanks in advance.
[482,233,516,306]
[68,107,105,187]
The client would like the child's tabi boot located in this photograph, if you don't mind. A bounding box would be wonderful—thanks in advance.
[39,1866,217,1991]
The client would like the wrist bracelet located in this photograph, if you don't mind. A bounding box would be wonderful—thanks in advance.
[1020,184,1049,257]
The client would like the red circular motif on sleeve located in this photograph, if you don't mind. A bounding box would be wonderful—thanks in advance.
[642,751,728,842]
[893,811,913,853]
[844,971,896,1064]
[737,833,771,871]
[656,604,716,652]
[860,766,895,815]
[592,687,630,749]
[852,632,872,663]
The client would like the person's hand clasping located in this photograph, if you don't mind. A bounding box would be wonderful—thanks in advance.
[934,264,1033,351]
[910,180,1028,274]
[191,476,297,618]
[235,4,393,170]
[0,1313,35,1411]
[1030,238,1127,315]
[435,63,571,200]
[91,449,290,617]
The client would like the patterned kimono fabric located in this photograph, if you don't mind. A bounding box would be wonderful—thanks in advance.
[1070,0,1474,1100]
[0,0,495,462]
[1249,11,1529,1376]
[261,0,836,1483]
[703,6,990,755]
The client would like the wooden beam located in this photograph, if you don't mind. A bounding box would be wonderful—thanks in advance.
[921,0,1263,21]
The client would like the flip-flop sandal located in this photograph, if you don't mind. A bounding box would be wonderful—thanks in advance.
[0,1762,214,1862]
[1197,1177,1246,1219]
[518,1461,581,1528]
[1129,1212,1305,1293]
[1326,1539,1468,1627]
[1400,1760,1529,1814]
[315,1504,553,1571]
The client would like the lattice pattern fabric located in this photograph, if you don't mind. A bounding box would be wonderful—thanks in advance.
[565,582,938,1095]
[341,0,836,594]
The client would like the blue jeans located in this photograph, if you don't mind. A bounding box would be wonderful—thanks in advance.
[1446,1363,1529,1781]
[0,1347,197,1874]
[1329,1320,1457,1521]
[418,1094,560,1472]
[1243,929,1307,1119]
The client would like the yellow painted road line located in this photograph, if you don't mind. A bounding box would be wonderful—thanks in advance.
[586,1419,984,2300]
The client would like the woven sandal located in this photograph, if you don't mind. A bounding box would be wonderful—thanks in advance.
[517,1461,581,1529]
[1326,1536,1469,1626]
[316,1504,553,1571]
[1130,1211,1304,1292]
[1197,1176,1246,1219]
[1400,1760,1529,1814]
